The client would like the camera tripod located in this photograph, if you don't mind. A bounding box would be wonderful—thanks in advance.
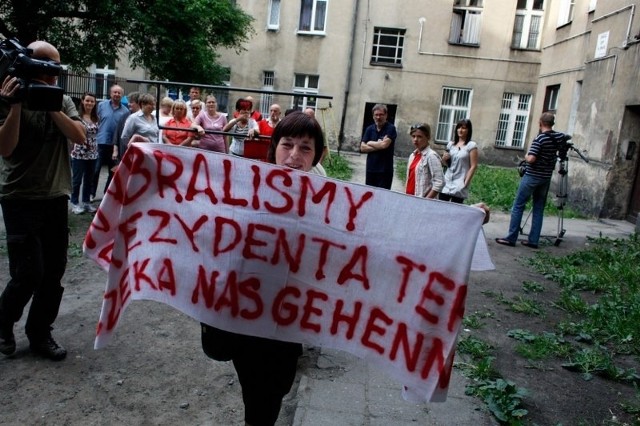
[519,139,589,246]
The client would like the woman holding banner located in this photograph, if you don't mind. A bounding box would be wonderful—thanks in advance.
[201,111,325,426]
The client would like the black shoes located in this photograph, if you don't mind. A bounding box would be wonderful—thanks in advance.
[29,336,67,361]
[0,326,16,356]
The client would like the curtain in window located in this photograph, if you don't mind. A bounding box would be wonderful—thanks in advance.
[269,0,281,27]
[449,12,463,43]
[314,0,327,31]
[462,11,482,44]
[299,0,312,31]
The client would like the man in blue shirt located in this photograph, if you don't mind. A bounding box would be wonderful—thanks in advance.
[360,104,397,189]
[92,84,130,201]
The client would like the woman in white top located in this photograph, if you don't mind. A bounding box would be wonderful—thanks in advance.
[121,93,160,145]
[222,98,259,156]
[439,118,478,203]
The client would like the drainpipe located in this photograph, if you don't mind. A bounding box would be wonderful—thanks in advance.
[338,0,360,153]
[592,4,636,48]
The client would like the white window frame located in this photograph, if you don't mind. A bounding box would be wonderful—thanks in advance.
[298,0,328,34]
[370,27,405,67]
[449,1,483,45]
[435,87,473,143]
[495,93,531,149]
[261,71,275,117]
[512,0,544,50]
[268,0,281,30]
[557,0,575,27]
[93,65,116,100]
[292,74,319,110]
[545,84,560,112]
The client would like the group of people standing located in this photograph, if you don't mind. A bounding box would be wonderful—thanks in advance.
[360,104,562,250]
[360,104,478,204]
[69,85,300,215]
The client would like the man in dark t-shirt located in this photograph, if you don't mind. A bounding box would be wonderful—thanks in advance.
[360,104,397,189]
[496,112,564,249]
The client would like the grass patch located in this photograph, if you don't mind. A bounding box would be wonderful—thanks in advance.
[526,234,640,355]
[323,153,352,181]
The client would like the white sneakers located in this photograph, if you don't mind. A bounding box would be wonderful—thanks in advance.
[71,203,97,215]
[71,204,85,215]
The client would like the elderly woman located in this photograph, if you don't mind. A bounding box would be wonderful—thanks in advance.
[405,123,444,198]
[189,99,203,120]
[121,93,160,145]
[162,100,195,146]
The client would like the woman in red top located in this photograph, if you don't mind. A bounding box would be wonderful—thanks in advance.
[162,100,194,146]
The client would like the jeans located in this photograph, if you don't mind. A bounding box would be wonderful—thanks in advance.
[0,197,68,340]
[92,144,117,198]
[71,158,97,205]
[506,174,551,246]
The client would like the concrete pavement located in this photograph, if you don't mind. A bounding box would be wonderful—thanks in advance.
[289,152,636,426]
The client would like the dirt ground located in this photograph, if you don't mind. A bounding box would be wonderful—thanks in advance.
[1,194,639,425]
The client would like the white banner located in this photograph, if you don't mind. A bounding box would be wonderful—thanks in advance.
[84,143,493,402]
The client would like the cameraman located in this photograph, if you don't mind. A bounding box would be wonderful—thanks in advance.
[496,112,565,249]
[0,40,85,360]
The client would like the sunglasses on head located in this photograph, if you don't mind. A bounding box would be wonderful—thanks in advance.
[411,123,427,130]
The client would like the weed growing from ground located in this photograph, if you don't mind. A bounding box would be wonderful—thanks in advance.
[324,154,353,181]
[526,235,640,356]
[463,310,495,329]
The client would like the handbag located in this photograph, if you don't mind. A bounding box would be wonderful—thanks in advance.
[517,160,527,177]
[200,323,234,361]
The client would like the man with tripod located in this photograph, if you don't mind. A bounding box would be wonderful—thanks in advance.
[496,112,565,249]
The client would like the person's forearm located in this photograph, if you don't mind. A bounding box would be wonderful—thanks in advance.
[0,104,21,157]
[360,142,374,153]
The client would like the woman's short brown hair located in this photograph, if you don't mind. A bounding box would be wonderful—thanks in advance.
[267,112,325,166]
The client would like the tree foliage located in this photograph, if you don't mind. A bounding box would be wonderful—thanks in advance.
[0,0,254,84]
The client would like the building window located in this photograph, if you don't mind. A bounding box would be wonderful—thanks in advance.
[449,0,483,45]
[495,93,531,149]
[436,87,472,143]
[298,0,327,33]
[260,71,275,117]
[512,0,544,50]
[292,74,319,110]
[557,0,575,27]
[268,0,281,30]
[371,27,405,67]
[544,84,560,113]
[93,63,117,100]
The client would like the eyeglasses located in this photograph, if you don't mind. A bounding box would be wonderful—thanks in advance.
[411,123,427,130]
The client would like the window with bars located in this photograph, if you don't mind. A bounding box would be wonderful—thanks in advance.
[371,27,405,67]
[292,74,319,110]
[449,0,483,45]
[298,0,327,33]
[495,93,531,148]
[512,0,544,50]
[260,71,275,117]
[436,88,472,143]
[268,0,281,30]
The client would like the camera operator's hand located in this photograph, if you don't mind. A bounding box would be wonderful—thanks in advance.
[0,76,21,105]
[0,76,23,157]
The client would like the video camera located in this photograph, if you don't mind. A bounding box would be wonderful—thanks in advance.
[557,134,573,161]
[0,38,64,111]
